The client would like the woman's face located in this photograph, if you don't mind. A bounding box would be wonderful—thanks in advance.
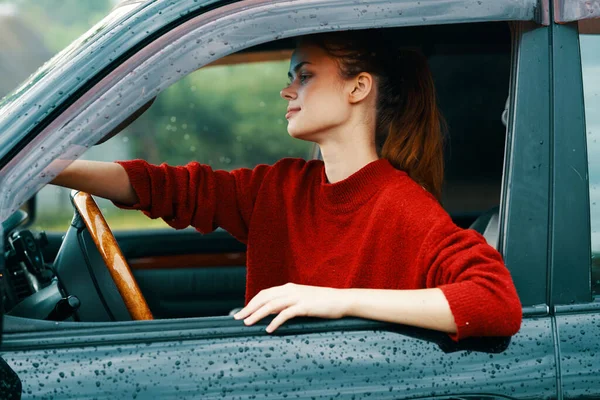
[280,43,353,141]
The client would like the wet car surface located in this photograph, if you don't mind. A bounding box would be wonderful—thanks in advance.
[0,0,599,398]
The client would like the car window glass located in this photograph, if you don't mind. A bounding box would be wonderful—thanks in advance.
[33,58,313,231]
[580,20,600,295]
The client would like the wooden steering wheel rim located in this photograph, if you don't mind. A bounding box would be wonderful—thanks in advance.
[72,191,153,320]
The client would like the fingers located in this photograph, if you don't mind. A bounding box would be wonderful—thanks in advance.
[232,283,305,333]
[233,288,276,321]
[266,306,302,333]
[242,297,292,326]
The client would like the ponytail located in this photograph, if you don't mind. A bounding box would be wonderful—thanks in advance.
[378,51,445,202]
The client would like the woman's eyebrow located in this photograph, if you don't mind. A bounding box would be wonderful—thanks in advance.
[287,61,312,79]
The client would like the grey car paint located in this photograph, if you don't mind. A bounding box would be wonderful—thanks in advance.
[2,317,556,399]
[0,0,598,398]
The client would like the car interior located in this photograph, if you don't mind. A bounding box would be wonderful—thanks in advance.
[1,21,511,325]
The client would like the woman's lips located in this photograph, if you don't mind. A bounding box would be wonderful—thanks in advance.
[285,108,300,119]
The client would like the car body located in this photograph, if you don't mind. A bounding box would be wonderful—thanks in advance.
[0,0,598,398]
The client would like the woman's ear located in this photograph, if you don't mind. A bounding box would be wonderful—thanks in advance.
[348,72,374,104]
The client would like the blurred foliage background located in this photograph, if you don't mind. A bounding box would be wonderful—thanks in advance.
[0,0,311,230]
[2,0,114,52]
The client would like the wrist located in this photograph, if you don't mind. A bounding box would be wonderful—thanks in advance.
[337,288,358,318]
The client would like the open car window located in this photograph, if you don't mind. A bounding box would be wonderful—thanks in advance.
[0,20,514,324]
[0,0,527,327]
[0,0,542,225]
[31,23,511,233]
[34,52,314,231]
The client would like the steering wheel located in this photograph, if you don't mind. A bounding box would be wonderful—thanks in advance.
[71,191,153,320]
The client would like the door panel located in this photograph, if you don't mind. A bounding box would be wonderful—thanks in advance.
[133,266,245,318]
[556,311,600,398]
[116,229,247,318]
[1,316,557,399]
[43,228,247,318]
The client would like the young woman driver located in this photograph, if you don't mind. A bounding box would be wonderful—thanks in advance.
[51,30,522,341]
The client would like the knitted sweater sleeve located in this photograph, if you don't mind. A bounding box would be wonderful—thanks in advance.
[111,159,271,243]
[417,215,523,341]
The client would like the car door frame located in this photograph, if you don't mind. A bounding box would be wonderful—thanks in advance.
[0,0,552,302]
[0,0,565,398]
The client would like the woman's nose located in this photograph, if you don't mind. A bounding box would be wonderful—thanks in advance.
[280,85,296,100]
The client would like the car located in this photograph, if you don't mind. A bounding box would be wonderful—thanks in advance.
[0,0,598,398]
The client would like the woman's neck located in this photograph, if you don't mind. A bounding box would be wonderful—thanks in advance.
[319,140,379,184]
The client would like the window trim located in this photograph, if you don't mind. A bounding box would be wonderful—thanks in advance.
[548,20,591,307]
[501,21,552,307]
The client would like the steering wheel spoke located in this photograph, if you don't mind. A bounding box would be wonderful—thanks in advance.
[72,191,153,321]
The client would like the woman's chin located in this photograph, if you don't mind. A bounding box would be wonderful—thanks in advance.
[287,123,312,138]
[287,127,306,139]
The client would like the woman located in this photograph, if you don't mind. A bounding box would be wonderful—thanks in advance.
[52,30,522,341]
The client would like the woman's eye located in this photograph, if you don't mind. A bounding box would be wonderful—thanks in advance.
[286,74,310,86]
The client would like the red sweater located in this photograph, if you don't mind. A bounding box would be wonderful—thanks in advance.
[114,158,522,340]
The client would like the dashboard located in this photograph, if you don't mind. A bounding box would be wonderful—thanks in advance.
[2,210,79,320]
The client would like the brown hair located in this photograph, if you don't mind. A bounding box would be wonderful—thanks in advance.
[299,30,446,201]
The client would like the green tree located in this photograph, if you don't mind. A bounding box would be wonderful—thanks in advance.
[124,60,312,170]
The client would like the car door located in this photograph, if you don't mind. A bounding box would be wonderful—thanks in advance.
[0,0,560,398]
[556,16,600,398]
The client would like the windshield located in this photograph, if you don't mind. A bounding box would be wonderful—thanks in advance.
[0,2,143,160]
[0,3,141,109]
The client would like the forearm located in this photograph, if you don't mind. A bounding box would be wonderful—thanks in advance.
[51,160,138,206]
[342,288,457,334]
